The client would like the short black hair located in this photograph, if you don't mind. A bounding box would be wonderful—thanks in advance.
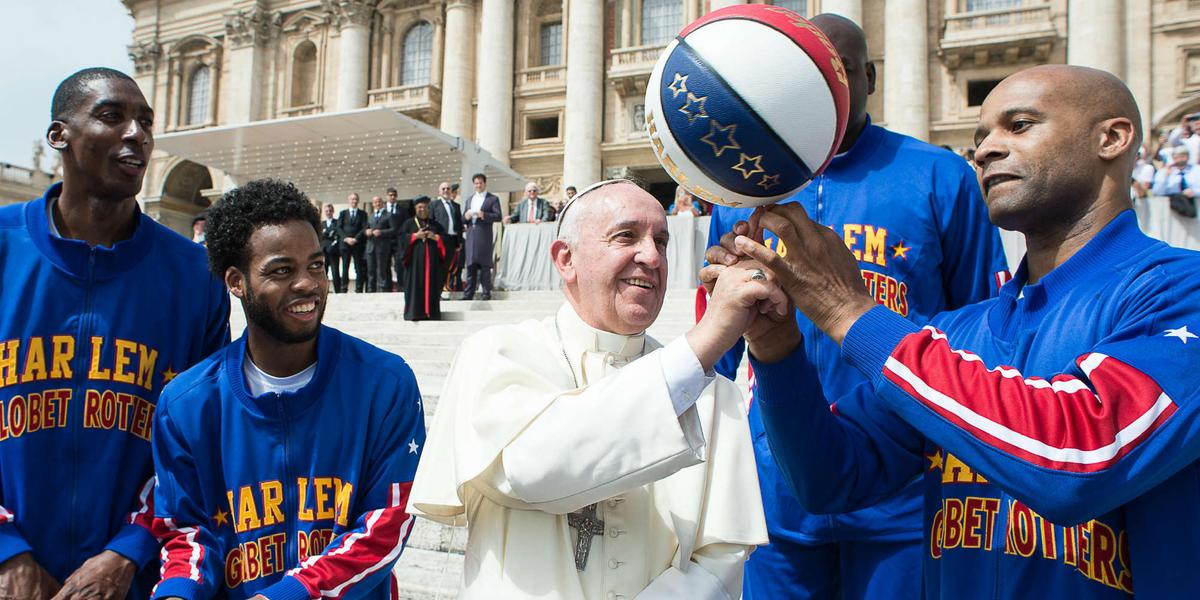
[565,185,577,193]
[387,187,397,194]
[413,195,431,205]
[205,179,320,277]
[51,67,137,122]
[472,173,487,183]
[450,183,460,192]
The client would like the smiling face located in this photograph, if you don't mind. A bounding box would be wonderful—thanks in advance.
[553,183,669,335]
[473,176,486,193]
[526,183,539,199]
[972,71,1104,233]
[49,77,154,202]
[438,182,451,197]
[323,204,333,218]
[237,220,328,344]
[415,200,430,219]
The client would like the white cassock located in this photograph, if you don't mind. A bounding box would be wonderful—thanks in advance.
[408,303,767,600]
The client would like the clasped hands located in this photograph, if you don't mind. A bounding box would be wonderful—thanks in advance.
[698,203,878,364]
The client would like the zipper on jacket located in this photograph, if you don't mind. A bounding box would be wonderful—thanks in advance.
[69,249,97,564]
[277,393,297,574]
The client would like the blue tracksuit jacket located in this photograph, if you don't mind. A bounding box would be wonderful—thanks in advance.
[0,183,230,596]
[754,211,1200,597]
[707,121,1008,547]
[151,326,425,600]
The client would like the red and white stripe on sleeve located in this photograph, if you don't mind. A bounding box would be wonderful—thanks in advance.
[883,326,1176,473]
[288,482,415,599]
[127,477,155,532]
[0,504,14,524]
[153,517,206,585]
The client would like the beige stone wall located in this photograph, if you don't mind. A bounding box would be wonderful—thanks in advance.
[123,0,1200,230]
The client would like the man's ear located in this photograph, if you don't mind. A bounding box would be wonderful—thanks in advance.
[46,121,68,151]
[550,239,576,284]
[865,61,877,96]
[225,267,246,299]
[1097,117,1136,163]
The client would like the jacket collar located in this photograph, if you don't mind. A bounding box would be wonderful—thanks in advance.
[224,324,342,418]
[27,182,158,281]
[828,115,885,172]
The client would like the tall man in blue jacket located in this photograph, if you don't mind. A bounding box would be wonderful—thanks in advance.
[151,179,425,600]
[712,64,1200,599]
[703,15,1008,600]
[0,67,230,599]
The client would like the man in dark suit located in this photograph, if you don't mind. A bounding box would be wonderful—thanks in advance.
[461,173,502,300]
[385,187,413,291]
[365,195,395,293]
[337,192,369,293]
[431,181,464,293]
[507,181,554,224]
[320,203,343,293]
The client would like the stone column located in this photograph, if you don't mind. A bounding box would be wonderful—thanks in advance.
[127,41,162,106]
[475,0,514,164]
[1124,0,1151,135]
[1068,0,1124,78]
[223,7,278,123]
[324,0,375,110]
[821,0,862,24]
[883,0,929,140]
[562,0,604,188]
[441,0,476,138]
[380,17,394,89]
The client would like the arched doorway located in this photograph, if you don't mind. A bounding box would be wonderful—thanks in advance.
[153,159,215,236]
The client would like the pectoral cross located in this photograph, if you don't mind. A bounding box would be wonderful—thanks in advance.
[567,503,605,571]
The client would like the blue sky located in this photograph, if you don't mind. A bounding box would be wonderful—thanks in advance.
[0,1,134,170]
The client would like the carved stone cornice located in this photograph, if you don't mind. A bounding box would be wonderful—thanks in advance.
[127,40,162,74]
[322,0,377,30]
[224,7,281,48]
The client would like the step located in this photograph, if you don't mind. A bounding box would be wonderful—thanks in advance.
[393,545,463,600]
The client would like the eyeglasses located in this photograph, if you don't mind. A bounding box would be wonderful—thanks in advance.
[555,178,638,236]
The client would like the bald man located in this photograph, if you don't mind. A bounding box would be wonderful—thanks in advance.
[703,14,1007,600]
[707,64,1200,597]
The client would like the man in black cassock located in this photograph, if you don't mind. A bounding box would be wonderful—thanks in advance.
[400,196,447,321]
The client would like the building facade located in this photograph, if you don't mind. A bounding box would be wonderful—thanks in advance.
[122,0,1200,231]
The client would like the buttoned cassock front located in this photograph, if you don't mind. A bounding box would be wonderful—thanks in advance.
[408,304,767,599]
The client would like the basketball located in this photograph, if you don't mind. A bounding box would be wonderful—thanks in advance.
[645,5,850,208]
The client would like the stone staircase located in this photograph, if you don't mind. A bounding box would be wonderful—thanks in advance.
[229,287,750,599]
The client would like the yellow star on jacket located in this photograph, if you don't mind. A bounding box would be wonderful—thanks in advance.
[892,242,911,260]
[732,154,765,180]
[678,93,709,125]
[700,120,740,158]
[212,509,229,528]
[162,367,178,384]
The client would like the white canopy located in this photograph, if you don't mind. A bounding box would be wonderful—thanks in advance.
[154,107,525,202]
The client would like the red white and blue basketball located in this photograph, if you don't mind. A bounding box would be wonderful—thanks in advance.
[645,5,850,208]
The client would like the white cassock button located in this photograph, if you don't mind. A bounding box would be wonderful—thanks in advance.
[609,527,624,538]
[607,497,624,508]
[605,355,615,365]
[609,558,623,569]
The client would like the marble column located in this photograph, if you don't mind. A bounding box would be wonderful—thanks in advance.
[127,41,162,107]
[562,0,604,188]
[475,0,514,165]
[1068,0,1124,77]
[223,7,277,123]
[325,0,375,110]
[883,0,929,140]
[821,0,862,24]
[1124,0,1151,135]
[441,0,476,138]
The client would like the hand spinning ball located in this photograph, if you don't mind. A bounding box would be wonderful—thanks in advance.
[645,5,850,207]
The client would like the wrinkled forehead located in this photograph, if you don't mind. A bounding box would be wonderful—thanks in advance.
[586,187,667,232]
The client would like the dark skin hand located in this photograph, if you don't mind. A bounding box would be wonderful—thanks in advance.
[705,207,876,347]
[50,551,136,600]
[0,553,61,600]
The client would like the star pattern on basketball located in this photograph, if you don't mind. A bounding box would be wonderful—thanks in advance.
[667,72,689,99]
[732,153,765,180]
[756,173,781,190]
[892,241,911,260]
[700,120,740,157]
[677,93,709,125]
[408,439,420,454]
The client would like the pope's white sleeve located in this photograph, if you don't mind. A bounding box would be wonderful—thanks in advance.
[661,337,716,416]
[634,543,751,600]
[483,348,708,514]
